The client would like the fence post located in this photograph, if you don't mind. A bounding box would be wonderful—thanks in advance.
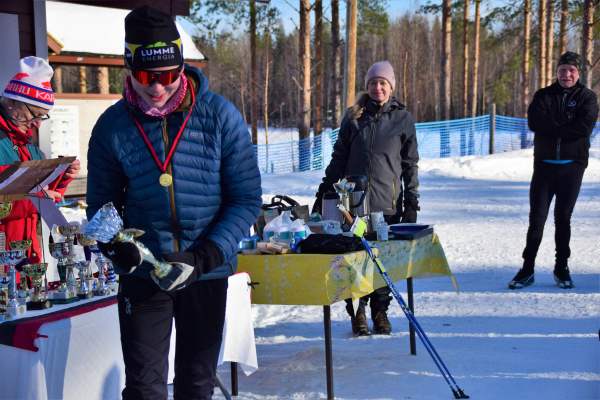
[489,103,496,155]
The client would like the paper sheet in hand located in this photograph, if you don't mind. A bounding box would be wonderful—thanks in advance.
[27,195,69,228]
[0,157,76,200]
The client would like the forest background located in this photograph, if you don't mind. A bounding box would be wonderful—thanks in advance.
[53,0,600,146]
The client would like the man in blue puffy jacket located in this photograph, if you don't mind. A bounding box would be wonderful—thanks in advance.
[85,6,261,399]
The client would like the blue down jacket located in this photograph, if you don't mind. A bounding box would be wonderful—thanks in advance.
[86,65,262,281]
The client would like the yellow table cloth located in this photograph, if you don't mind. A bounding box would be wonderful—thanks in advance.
[237,233,458,306]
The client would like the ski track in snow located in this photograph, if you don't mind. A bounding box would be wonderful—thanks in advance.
[208,150,599,399]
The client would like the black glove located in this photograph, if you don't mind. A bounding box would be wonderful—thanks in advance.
[97,241,143,275]
[153,239,223,291]
[312,182,335,214]
[401,198,420,223]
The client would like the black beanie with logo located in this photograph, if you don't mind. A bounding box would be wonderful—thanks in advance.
[557,51,582,71]
[124,6,183,70]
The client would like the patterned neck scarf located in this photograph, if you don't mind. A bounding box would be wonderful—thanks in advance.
[125,73,188,118]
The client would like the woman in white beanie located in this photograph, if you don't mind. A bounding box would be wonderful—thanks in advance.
[0,56,80,266]
[314,61,420,337]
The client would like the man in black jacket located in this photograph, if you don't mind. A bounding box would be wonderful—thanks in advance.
[509,52,598,290]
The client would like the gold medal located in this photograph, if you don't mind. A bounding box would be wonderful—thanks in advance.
[159,173,173,187]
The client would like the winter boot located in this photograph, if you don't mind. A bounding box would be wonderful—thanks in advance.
[509,268,535,290]
[372,310,392,335]
[351,313,370,337]
[554,267,574,289]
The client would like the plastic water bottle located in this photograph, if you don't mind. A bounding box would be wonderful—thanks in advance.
[377,216,388,242]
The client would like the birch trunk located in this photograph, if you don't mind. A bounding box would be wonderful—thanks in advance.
[523,0,531,118]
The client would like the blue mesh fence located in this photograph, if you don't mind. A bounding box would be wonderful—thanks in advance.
[255,115,600,174]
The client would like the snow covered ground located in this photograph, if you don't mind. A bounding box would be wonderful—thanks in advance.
[210,149,600,400]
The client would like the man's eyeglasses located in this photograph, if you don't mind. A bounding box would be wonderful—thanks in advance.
[22,102,50,122]
[131,65,183,87]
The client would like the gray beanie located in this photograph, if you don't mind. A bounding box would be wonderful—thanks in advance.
[365,61,395,91]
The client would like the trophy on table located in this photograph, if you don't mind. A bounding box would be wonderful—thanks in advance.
[10,240,33,304]
[78,234,111,296]
[48,241,79,304]
[74,261,93,300]
[76,234,101,295]
[85,203,183,290]
[0,249,27,318]
[0,273,10,320]
[23,263,52,310]
[57,225,79,292]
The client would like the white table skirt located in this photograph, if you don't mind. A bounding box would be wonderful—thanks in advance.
[0,273,257,400]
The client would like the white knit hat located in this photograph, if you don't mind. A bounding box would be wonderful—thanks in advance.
[3,57,54,109]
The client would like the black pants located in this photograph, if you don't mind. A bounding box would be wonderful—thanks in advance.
[117,275,228,400]
[522,161,586,270]
[345,286,392,317]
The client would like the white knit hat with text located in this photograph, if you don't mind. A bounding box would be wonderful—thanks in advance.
[3,57,54,109]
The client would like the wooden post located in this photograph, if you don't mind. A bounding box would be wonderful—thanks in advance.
[78,66,87,94]
[343,0,357,111]
[94,66,109,94]
[52,65,63,94]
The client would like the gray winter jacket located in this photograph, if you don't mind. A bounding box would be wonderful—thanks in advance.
[322,96,419,216]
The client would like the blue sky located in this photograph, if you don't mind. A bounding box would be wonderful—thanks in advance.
[177,0,427,38]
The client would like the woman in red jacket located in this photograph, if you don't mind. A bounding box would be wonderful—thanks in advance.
[0,57,80,264]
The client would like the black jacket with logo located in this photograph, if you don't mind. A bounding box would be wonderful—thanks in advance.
[322,96,419,216]
[528,80,598,167]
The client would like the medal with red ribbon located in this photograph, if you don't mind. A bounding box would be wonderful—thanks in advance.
[128,86,196,187]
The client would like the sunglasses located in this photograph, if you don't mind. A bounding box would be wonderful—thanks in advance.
[131,65,183,86]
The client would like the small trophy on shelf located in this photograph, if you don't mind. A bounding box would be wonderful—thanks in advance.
[75,261,93,300]
[23,263,52,310]
[48,241,79,304]
[10,240,32,305]
[0,249,27,318]
[56,225,79,292]
[0,272,10,320]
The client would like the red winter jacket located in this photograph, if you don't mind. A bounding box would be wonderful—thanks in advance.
[0,112,72,270]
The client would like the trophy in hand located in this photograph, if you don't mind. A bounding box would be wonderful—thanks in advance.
[85,203,182,289]
[23,263,52,310]
[334,179,355,211]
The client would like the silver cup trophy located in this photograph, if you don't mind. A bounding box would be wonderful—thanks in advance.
[85,203,182,290]
[10,240,33,303]
[77,234,111,296]
[57,225,79,292]
[48,241,79,304]
[75,261,93,300]
[0,249,27,318]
